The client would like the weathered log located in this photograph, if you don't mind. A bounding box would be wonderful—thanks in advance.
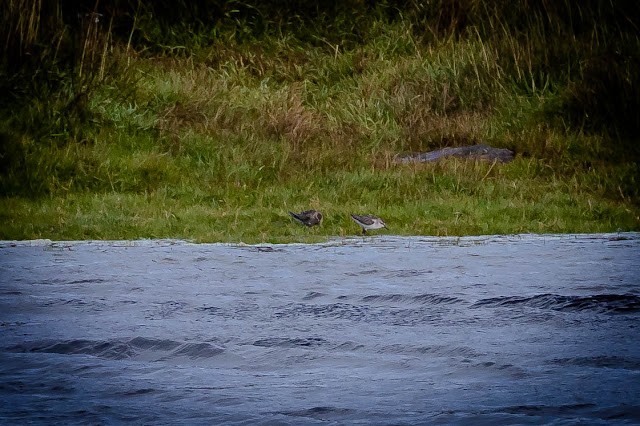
[395,144,514,164]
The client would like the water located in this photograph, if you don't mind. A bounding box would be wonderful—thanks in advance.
[1,234,639,425]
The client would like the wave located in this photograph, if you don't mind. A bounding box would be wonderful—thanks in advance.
[252,337,327,348]
[377,343,481,358]
[278,406,356,420]
[471,293,640,313]
[383,269,434,278]
[498,403,597,416]
[551,356,640,370]
[362,293,465,305]
[274,303,372,321]
[274,301,462,327]
[302,291,325,300]
[496,403,640,422]
[5,337,224,360]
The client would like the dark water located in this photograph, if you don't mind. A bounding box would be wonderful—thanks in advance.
[1,234,639,425]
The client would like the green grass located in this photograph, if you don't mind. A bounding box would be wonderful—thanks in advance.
[1,2,639,242]
[1,155,637,243]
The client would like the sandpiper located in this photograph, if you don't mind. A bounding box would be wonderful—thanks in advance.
[289,210,323,227]
[350,214,387,235]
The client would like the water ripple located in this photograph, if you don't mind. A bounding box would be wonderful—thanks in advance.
[551,356,640,370]
[362,293,465,305]
[252,337,327,348]
[1,234,638,424]
[471,293,640,313]
[5,337,225,360]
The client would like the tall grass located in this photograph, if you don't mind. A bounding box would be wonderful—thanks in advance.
[0,1,638,242]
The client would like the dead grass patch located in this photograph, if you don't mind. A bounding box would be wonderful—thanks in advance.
[266,88,325,147]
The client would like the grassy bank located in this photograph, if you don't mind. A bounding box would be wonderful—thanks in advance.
[1,1,638,242]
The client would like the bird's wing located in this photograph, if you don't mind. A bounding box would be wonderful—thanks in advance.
[352,214,374,225]
[289,211,304,222]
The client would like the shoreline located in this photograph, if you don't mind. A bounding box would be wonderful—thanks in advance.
[2,232,638,248]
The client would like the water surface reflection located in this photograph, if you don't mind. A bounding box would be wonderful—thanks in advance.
[1,234,639,424]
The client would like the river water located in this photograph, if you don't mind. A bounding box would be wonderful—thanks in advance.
[1,234,639,424]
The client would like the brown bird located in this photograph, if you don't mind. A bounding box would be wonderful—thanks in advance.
[289,210,323,227]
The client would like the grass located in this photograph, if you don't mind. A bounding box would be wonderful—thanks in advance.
[1,155,637,242]
[1,2,639,243]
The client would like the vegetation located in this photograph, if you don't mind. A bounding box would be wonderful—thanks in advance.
[1,0,638,243]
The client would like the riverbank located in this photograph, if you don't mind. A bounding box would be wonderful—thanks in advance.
[1,171,637,243]
[1,2,638,243]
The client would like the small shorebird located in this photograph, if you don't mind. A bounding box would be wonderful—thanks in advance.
[350,214,387,235]
[289,210,323,227]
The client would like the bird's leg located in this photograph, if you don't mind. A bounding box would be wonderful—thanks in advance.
[362,228,367,235]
